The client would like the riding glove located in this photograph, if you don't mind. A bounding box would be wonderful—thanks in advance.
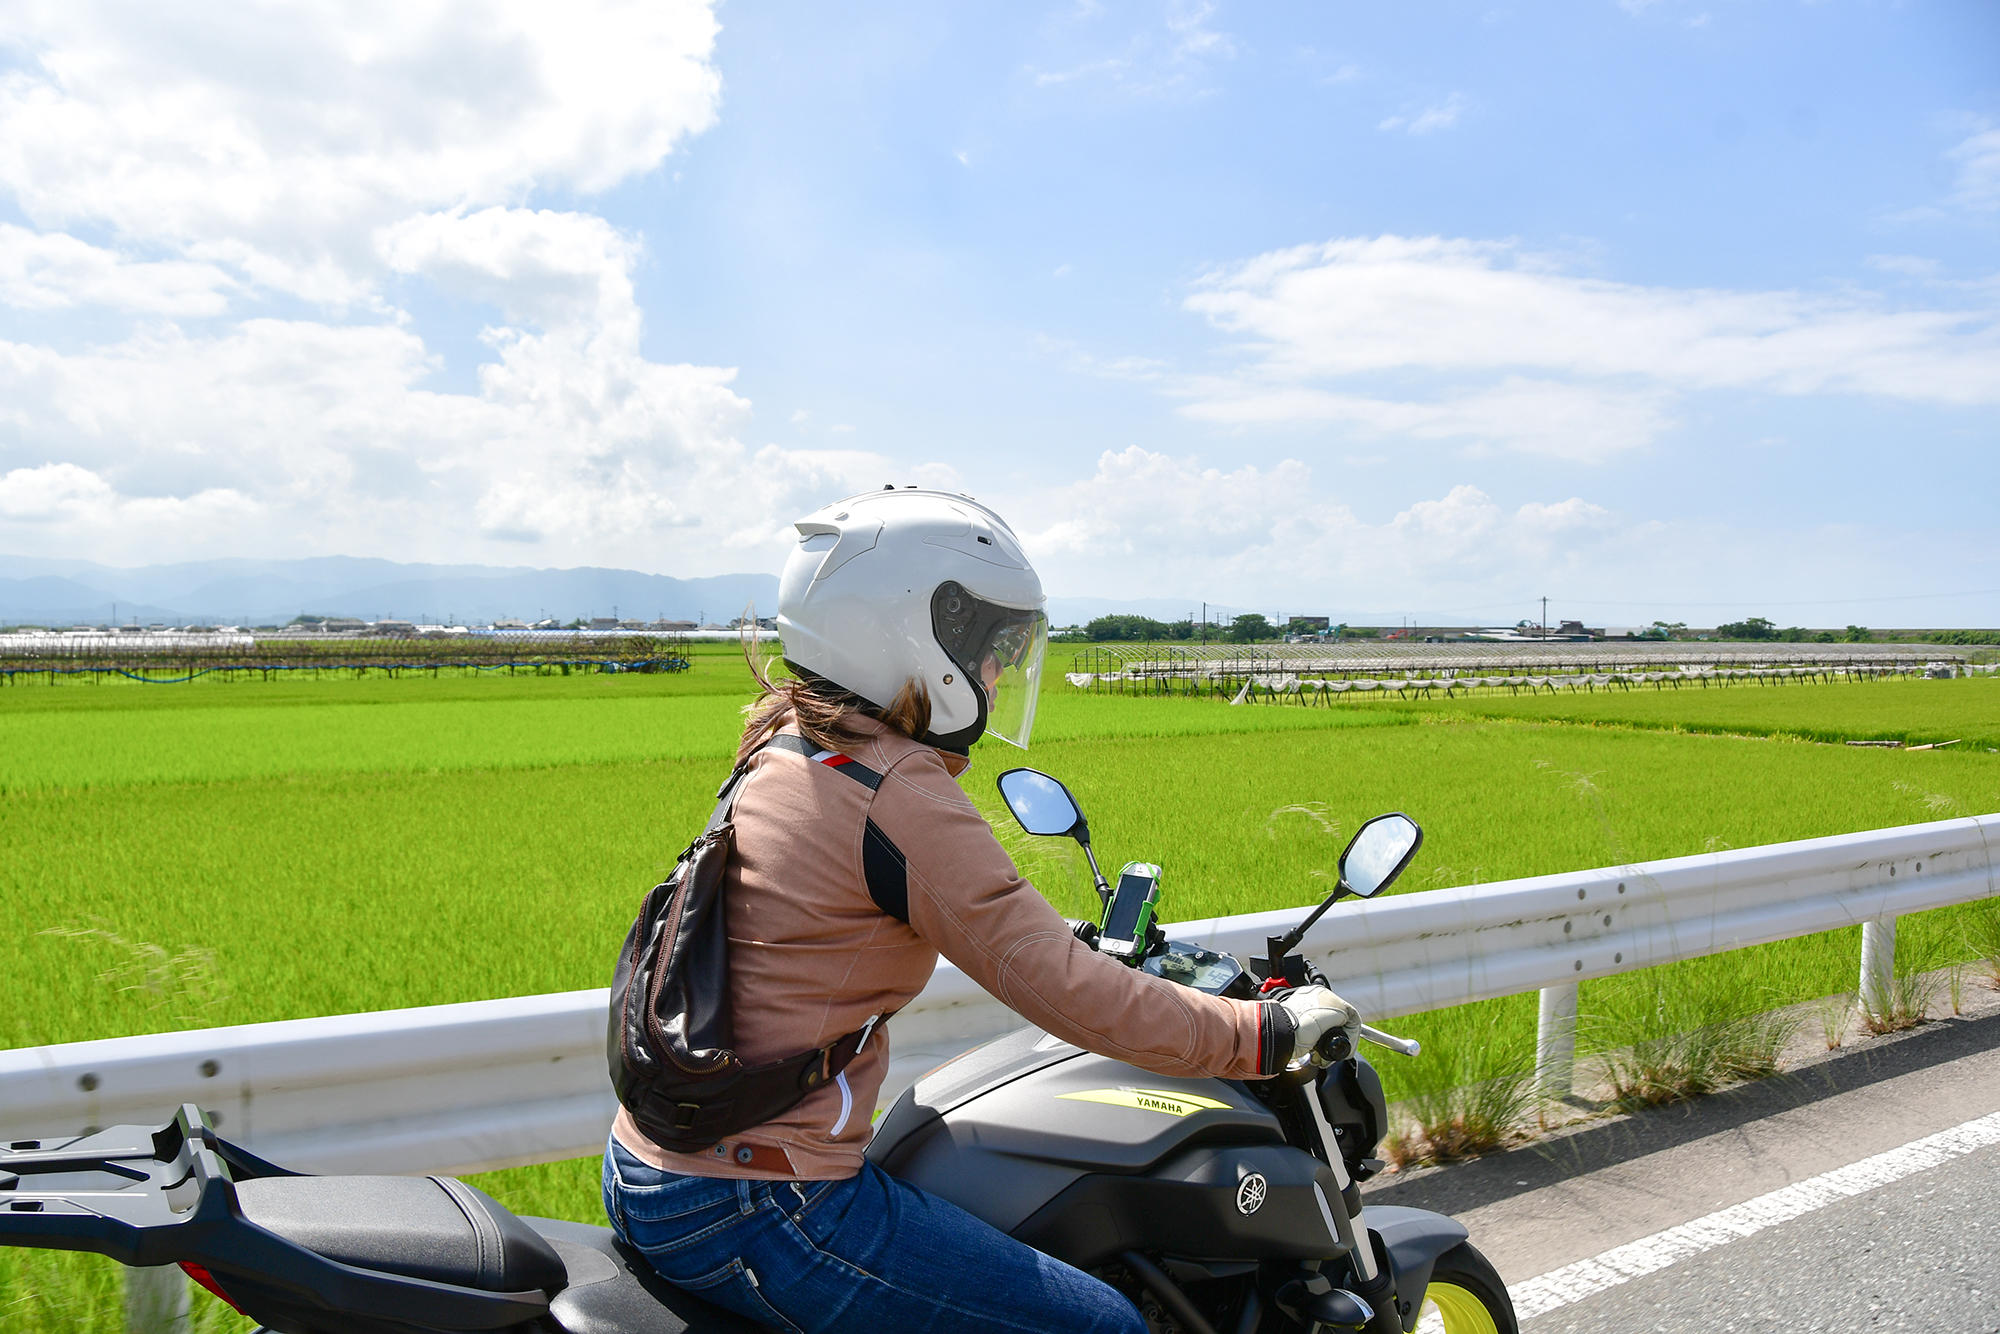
[1262,984,1360,1071]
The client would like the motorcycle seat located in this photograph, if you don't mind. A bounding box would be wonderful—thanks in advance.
[235,1174,568,1295]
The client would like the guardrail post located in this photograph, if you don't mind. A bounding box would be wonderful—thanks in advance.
[1859,914,1897,1019]
[125,1265,189,1334]
[1536,983,1578,1102]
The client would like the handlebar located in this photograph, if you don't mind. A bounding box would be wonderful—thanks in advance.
[1357,1023,1420,1057]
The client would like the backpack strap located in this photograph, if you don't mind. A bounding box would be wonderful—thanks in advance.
[706,731,887,829]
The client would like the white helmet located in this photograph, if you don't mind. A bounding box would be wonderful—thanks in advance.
[777,487,1049,752]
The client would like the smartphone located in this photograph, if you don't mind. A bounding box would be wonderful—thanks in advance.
[1098,862,1161,963]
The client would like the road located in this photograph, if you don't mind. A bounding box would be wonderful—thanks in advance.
[1366,999,2000,1332]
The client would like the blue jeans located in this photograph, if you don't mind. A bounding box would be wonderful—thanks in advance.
[602,1136,1144,1334]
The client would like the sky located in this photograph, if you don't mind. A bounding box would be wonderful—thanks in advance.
[0,0,1995,627]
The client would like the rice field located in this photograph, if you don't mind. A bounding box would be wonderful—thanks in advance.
[3,665,1997,1329]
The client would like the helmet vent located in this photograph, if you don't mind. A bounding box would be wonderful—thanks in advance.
[976,535,992,546]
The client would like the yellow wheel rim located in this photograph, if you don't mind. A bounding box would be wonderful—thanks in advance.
[1420,1281,1501,1334]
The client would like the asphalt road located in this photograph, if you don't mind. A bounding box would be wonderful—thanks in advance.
[1366,996,2000,1333]
[1527,1135,1999,1332]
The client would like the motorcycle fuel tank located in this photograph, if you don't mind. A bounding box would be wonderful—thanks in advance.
[869,1028,1343,1269]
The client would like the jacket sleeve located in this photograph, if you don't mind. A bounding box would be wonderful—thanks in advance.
[867,749,1284,1080]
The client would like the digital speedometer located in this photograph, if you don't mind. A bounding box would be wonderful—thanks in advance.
[1143,941,1244,995]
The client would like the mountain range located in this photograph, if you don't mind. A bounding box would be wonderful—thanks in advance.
[0,554,1428,630]
[0,556,781,628]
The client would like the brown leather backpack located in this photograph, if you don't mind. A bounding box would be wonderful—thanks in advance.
[606,734,889,1152]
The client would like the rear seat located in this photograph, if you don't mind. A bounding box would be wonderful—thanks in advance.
[235,1175,567,1296]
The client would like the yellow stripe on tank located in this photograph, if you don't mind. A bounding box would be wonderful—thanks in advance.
[1057,1088,1233,1118]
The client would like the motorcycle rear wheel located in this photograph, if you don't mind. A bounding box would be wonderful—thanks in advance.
[1415,1241,1518,1334]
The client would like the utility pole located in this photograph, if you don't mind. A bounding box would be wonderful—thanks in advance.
[1200,602,1206,643]
[1541,596,1549,639]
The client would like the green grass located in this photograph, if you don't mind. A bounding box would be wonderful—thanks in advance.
[3,665,1998,1327]
[1372,674,2000,749]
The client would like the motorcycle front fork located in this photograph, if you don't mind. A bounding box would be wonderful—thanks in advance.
[1298,1079,1402,1334]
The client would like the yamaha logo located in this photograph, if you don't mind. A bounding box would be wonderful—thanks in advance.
[1235,1172,1267,1215]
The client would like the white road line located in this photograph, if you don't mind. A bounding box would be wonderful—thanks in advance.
[1484,1108,2000,1324]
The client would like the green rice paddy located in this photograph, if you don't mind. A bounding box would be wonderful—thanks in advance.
[3,665,1997,1329]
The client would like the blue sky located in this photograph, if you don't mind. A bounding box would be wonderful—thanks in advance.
[0,1,1994,625]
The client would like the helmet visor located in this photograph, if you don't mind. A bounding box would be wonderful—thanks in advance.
[931,585,1048,749]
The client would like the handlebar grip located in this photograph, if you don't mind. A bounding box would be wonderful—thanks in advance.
[1357,1024,1420,1057]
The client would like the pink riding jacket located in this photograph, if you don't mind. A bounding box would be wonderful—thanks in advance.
[611,712,1279,1181]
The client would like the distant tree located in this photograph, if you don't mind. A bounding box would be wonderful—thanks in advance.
[1085,614,1171,642]
[1716,616,1776,641]
[1227,612,1276,643]
[1843,625,1873,643]
[288,613,326,626]
[1778,626,1810,642]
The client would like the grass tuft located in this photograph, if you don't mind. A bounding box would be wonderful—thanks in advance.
[1585,963,1799,1111]
[1817,992,1855,1049]
[1859,967,1942,1035]
[1965,902,2000,990]
[1598,1014,1796,1110]
[1379,1001,1536,1168]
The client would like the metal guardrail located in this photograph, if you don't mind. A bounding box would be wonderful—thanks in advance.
[2,814,1994,1181]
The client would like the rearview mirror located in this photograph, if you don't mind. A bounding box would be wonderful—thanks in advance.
[1339,813,1423,898]
[997,768,1085,839]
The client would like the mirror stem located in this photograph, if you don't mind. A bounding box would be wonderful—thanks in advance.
[1274,882,1349,958]
[1077,827,1112,910]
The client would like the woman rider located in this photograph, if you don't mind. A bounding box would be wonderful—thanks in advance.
[603,487,1359,1334]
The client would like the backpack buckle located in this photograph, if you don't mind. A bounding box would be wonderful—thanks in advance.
[671,1103,703,1131]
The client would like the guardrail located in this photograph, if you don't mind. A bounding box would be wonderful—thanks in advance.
[4,814,1995,1182]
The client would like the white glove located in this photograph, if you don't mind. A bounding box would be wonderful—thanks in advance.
[1277,984,1359,1067]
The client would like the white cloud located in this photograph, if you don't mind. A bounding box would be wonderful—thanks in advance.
[377,207,641,330]
[1025,0,1235,96]
[0,2,867,573]
[1866,254,1943,280]
[0,461,256,530]
[0,304,897,565]
[1379,93,1465,136]
[0,224,236,314]
[0,0,720,300]
[1163,234,2000,460]
[1177,376,1674,462]
[1948,126,2000,212]
[1010,445,1994,623]
[1020,446,1635,605]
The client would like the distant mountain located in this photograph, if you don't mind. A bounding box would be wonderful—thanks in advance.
[0,554,1476,630]
[0,556,779,627]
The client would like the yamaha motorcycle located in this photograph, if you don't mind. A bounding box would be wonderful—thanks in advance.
[0,768,1514,1334]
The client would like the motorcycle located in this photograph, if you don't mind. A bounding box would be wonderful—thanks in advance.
[0,767,1514,1334]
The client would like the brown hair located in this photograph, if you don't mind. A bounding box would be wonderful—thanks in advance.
[736,635,931,764]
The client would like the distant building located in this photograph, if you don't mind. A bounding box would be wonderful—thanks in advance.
[588,617,620,631]
[651,619,697,631]
[370,619,416,635]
